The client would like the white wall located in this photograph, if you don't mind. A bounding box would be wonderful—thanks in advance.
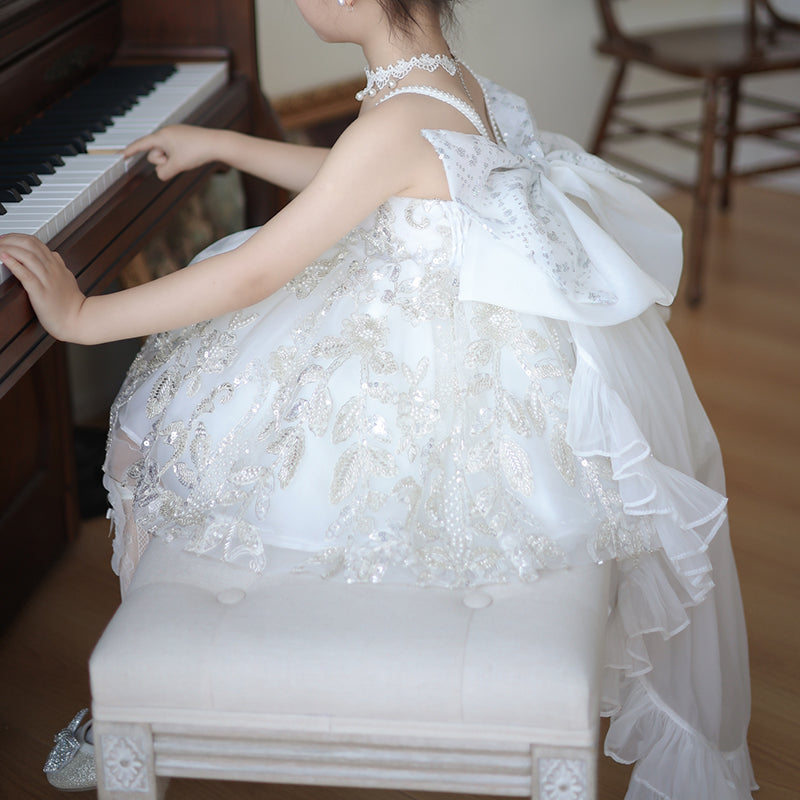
[256,0,800,190]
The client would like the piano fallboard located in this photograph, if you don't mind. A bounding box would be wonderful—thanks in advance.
[0,0,122,141]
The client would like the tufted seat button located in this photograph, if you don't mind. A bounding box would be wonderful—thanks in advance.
[462,590,492,609]
[216,588,246,605]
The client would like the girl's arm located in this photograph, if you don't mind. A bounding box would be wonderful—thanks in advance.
[0,101,437,346]
[124,125,329,194]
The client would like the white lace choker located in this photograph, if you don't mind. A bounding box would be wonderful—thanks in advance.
[356,53,458,101]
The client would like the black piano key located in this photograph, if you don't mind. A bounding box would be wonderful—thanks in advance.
[36,112,113,131]
[19,128,96,145]
[0,188,22,203]
[0,171,42,187]
[1,143,82,157]
[61,96,134,117]
[0,151,66,166]
[6,131,92,150]
[0,175,41,199]
[51,64,173,117]
[0,179,33,195]
[0,161,58,176]
[0,203,6,216]
[0,160,64,177]
[45,114,108,129]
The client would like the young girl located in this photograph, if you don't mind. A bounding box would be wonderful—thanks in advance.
[1,1,755,798]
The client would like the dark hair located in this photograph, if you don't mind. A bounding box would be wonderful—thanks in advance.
[377,0,461,35]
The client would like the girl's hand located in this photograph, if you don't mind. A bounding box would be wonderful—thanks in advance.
[0,234,86,342]
[124,124,216,181]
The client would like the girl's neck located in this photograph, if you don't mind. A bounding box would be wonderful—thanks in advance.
[360,15,451,72]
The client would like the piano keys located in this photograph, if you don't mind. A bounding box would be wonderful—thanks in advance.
[0,61,229,283]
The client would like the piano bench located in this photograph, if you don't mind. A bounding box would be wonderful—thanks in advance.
[89,538,610,800]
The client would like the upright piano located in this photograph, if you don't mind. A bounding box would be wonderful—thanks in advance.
[0,0,286,626]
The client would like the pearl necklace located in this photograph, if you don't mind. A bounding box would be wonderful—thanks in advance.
[356,53,458,101]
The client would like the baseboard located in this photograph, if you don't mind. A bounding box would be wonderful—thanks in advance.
[273,77,363,133]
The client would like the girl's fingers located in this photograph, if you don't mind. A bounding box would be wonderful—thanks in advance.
[0,246,42,289]
[0,236,63,284]
[155,163,176,181]
[147,148,168,166]
[0,234,49,266]
[0,235,34,264]
[123,134,156,159]
[124,135,173,181]
[0,233,83,342]
[0,247,20,270]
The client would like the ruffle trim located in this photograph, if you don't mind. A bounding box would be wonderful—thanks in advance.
[598,554,756,799]
[602,557,694,679]
[604,679,757,800]
[567,348,727,605]
[566,337,754,798]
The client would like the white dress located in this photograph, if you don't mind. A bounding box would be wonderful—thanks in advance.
[103,77,756,800]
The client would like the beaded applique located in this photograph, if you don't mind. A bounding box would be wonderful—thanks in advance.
[106,78,665,587]
[108,194,648,587]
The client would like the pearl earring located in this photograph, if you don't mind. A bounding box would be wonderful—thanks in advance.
[338,0,346,5]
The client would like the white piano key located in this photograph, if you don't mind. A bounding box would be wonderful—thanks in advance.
[1,204,71,220]
[2,197,72,207]
[0,223,39,234]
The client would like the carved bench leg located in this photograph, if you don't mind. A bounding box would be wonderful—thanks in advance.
[531,745,597,800]
[94,722,169,800]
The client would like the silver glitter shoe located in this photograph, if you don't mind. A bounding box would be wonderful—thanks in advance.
[43,708,97,792]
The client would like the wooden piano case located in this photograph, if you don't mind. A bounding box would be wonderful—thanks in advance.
[0,0,285,628]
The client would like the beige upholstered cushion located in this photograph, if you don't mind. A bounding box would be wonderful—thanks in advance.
[91,539,610,744]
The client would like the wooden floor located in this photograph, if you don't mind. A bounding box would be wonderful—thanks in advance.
[0,185,798,799]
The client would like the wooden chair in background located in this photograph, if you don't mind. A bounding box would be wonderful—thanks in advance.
[590,0,800,304]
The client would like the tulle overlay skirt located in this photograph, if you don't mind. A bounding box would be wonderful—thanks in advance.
[104,213,755,800]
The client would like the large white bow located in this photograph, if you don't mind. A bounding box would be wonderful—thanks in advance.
[423,129,683,326]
